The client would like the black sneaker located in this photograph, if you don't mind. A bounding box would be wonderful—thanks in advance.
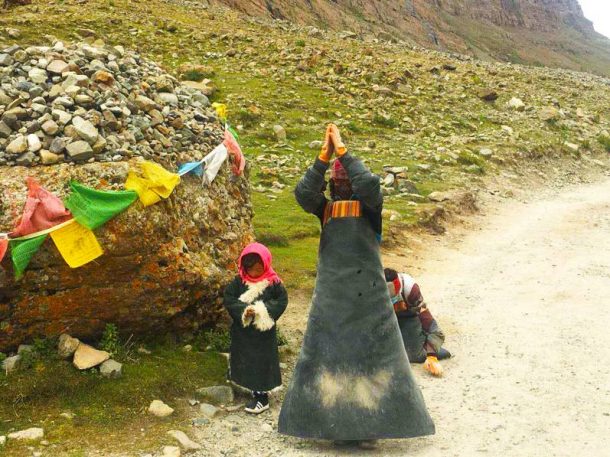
[244,396,269,414]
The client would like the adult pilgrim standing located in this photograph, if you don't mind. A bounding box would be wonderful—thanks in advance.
[278,124,435,445]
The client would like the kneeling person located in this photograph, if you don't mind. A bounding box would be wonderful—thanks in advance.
[384,268,451,376]
[224,243,288,413]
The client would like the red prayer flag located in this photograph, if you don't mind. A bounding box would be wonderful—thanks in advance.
[9,177,72,238]
[0,238,7,263]
[224,129,246,176]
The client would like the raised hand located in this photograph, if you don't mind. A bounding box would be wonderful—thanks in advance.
[319,124,335,162]
[328,123,346,157]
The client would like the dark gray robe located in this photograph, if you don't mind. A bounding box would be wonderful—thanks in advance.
[278,154,435,440]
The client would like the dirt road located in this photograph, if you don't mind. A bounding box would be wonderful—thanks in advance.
[191,175,610,457]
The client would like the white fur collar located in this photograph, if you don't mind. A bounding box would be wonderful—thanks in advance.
[239,279,270,304]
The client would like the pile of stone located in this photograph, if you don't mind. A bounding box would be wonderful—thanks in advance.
[380,165,421,198]
[1,333,122,378]
[0,40,219,167]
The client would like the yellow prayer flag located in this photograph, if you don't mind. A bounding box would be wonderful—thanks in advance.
[125,172,162,207]
[140,161,180,198]
[125,161,180,206]
[50,220,103,268]
[212,102,228,121]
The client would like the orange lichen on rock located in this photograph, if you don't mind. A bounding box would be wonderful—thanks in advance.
[0,161,253,351]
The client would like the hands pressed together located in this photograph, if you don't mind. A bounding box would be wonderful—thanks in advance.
[245,307,256,318]
[423,355,443,377]
[318,123,347,163]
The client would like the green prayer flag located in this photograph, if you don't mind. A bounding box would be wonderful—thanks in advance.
[227,124,239,141]
[10,235,47,279]
[64,181,138,230]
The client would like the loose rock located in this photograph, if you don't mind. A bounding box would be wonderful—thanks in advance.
[72,343,110,369]
[27,134,42,152]
[72,116,99,144]
[2,355,21,373]
[65,140,94,161]
[6,135,27,155]
[162,446,181,457]
[149,400,174,417]
[273,124,287,142]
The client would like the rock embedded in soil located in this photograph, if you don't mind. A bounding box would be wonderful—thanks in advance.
[149,400,174,417]
[7,428,44,441]
[99,359,123,378]
[167,430,202,450]
[477,88,498,101]
[196,385,234,405]
[507,97,525,111]
[199,402,220,419]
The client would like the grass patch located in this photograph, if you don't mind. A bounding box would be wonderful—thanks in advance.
[373,114,400,128]
[0,343,226,456]
[458,150,486,168]
[598,134,610,152]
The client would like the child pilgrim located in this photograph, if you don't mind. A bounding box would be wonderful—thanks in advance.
[223,242,288,414]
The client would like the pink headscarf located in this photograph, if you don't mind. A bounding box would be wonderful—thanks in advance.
[238,242,281,284]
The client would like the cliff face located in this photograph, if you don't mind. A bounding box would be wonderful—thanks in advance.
[432,0,591,31]
[213,0,610,75]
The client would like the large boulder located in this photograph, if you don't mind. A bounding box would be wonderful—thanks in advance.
[0,159,252,351]
[0,42,253,351]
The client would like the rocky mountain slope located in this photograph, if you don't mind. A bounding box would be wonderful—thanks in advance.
[1,0,609,289]
[213,0,610,76]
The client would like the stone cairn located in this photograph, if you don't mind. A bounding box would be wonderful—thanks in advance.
[0,41,253,352]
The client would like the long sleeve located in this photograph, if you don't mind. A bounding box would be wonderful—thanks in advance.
[295,158,329,220]
[338,152,382,211]
[419,305,445,355]
[248,282,288,332]
[265,283,289,321]
[397,277,445,355]
[223,277,249,324]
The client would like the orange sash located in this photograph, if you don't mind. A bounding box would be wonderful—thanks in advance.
[322,200,362,225]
